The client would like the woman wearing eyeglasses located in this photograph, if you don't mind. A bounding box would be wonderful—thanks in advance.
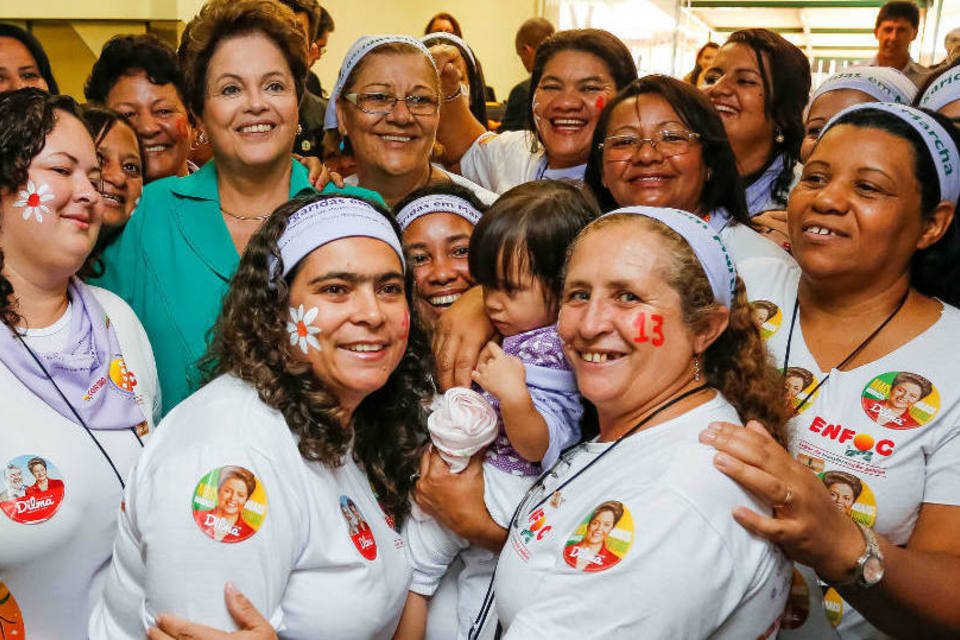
[584,75,795,273]
[327,36,495,207]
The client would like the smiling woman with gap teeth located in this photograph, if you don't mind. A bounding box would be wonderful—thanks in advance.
[325,35,495,208]
[430,29,637,195]
[89,0,383,418]
[91,193,432,640]
[427,206,793,638]
[699,104,960,640]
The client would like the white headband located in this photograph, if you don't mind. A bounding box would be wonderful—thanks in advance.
[823,102,960,205]
[396,194,484,231]
[807,67,916,118]
[270,197,405,280]
[919,67,960,113]
[602,206,737,308]
[421,32,477,70]
[323,35,439,131]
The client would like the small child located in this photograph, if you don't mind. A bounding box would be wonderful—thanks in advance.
[400,181,597,640]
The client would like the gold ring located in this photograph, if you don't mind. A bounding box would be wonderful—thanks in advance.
[773,486,793,510]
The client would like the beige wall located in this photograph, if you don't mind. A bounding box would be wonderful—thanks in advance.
[312,0,539,102]
[5,0,541,102]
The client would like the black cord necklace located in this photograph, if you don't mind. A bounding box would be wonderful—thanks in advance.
[469,383,710,640]
[14,332,143,490]
[783,290,909,415]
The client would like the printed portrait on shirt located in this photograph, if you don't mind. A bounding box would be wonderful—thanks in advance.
[750,300,782,339]
[782,366,818,415]
[563,500,634,572]
[0,454,66,524]
[191,465,268,543]
[861,371,939,430]
[820,470,876,527]
[340,495,378,561]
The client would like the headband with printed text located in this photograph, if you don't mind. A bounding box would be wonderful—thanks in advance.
[271,197,405,280]
[807,66,916,118]
[396,194,484,231]
[601,206,737,308]
[823,102,959,205]
[919,67,960,113]
[323,35,438,130]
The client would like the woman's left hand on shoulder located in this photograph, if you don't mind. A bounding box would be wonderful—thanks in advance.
[699,420,865,582]
[293,154,344,190]
[148,583,277,640]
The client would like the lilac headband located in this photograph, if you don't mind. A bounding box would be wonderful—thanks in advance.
[270,198,405,280]
[807,66,916,118]
[602,206,737,308]
[396,194,483,231]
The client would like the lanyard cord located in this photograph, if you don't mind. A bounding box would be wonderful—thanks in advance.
[468,383,710,639]
[14,332,143,490]
[783,290,909,415]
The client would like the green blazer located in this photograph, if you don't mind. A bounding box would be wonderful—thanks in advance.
[92,160,385,416]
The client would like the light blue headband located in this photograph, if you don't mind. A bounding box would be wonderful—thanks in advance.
[919,67,960,113]
[270,198,405,281]
[601,206,737,308]
[823,102,959,205]
[807,66,916,116]
[323,35,439,130]
[396,194,483,231]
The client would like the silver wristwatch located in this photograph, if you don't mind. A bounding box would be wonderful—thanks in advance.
[853,522,884,588]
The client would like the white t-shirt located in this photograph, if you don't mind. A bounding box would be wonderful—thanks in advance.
[0,285,159,640]
[751,269,960,639]
[90,375,411,640]
[719,222,799,302]
[345,164,498,205]
[459,131,546,195]
[494,395,790,639]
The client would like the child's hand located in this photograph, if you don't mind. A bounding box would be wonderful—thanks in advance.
[472,341,527,404]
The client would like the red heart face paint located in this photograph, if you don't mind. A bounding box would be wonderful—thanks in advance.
[633,312,665,346]
[595,96,606,111]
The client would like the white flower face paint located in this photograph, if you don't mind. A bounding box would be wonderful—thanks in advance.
[287,304,322,354]
[14,180,55,222]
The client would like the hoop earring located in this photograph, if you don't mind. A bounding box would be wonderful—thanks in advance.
[192,128,207,149]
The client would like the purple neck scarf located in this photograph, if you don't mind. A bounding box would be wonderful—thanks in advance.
[0,278,146,430]
[745,153,786,217]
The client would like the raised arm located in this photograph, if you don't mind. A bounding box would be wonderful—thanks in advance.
[429,43,488,167]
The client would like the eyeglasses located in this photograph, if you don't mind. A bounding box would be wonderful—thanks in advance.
[343,92,440,117]
[599,130,701,161]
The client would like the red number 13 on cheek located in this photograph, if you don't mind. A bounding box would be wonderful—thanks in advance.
[633,312,665,346]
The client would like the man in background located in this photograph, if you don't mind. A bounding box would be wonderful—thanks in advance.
[870,1,932,88]
[498,17,555,132]
[278,0,326,156]
[306,7,334,98]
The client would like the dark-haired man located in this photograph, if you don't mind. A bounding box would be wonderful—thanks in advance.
[870,1,932,88]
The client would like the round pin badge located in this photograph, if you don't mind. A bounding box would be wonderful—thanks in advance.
[562,500,634,572]
[0,454,66,524]
[823,587,844,627]
[191,466,268,544]
[751,300,782,339]
[783,366,819,414]
[0,581,25,638]
[861,371,939,430]
[819,470,877,527]
[340,495,378,561]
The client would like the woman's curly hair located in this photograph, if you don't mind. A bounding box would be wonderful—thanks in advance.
[201,193,431,524]
[571,214,791,444]
[0,89,86,329]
